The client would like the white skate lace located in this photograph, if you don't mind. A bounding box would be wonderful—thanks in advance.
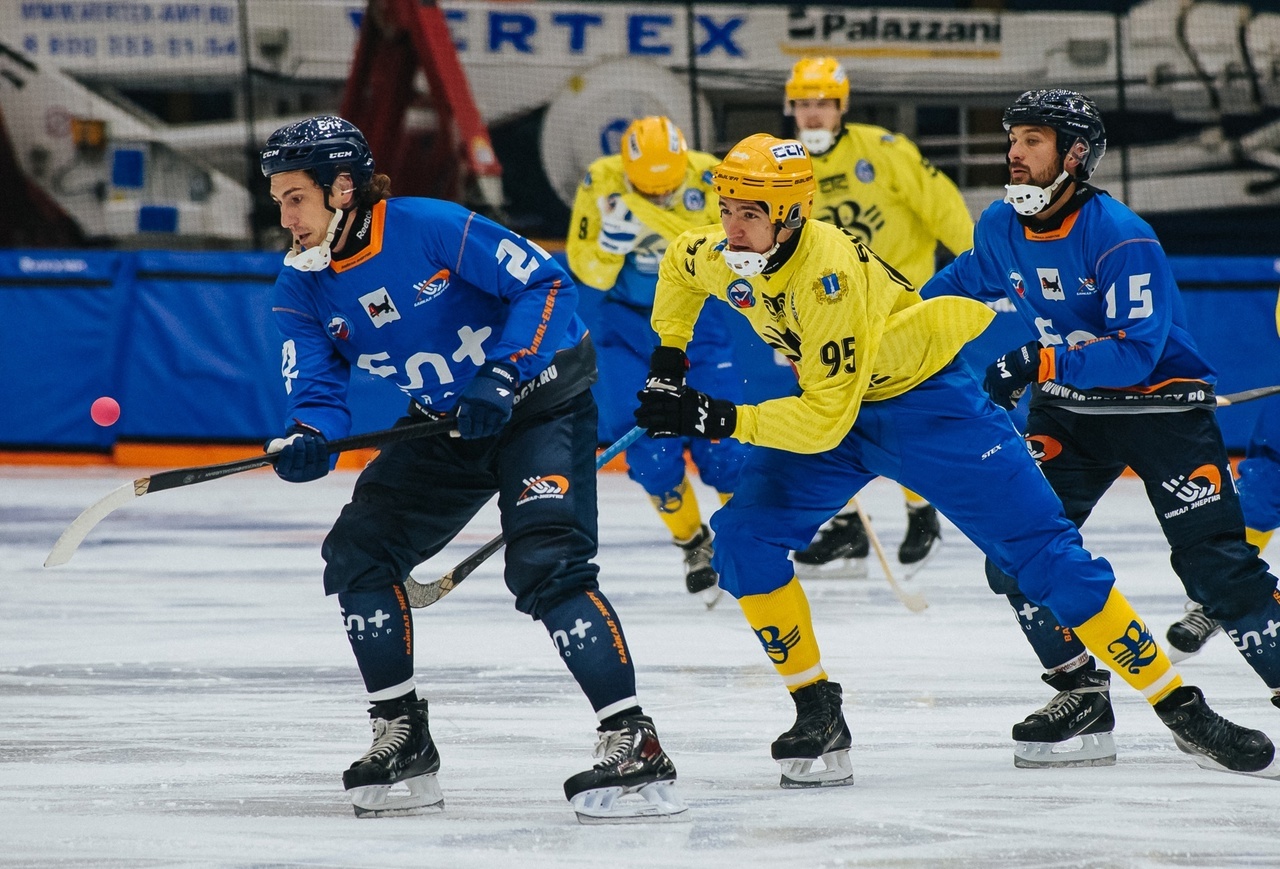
[355,714,411,764]
[1178,604,1221,639]
[591,726,638,769]
[1031,690,1082,721]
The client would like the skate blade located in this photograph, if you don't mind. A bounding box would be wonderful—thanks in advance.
[900,540,941,578]
[1013,733,1117,768]
[570,779,688,824]
[793,559,869,581]
[699,585,724,610]
[778,749,855,788]
[349,773,445,818]
[1171,735,1280,780]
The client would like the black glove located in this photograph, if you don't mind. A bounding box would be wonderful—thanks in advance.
[983,340,1042,410]
[456,360,519,440]
[644,346,689,394]
[265,423,330,483]
[635,385,737,440]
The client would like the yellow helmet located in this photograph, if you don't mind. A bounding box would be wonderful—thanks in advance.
[712,134,815,229]
[620,116,689,196]
[785,57,849,113]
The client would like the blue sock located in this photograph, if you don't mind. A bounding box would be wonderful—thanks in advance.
[1008,592,1089,670]
[542,590,638,720]
[337,585,414,698]
[1220,593,1280,689]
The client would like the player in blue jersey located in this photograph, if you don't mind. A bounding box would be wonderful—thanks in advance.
[567,116,749,608]
[258,116,684,822]
[923,89,1280,772]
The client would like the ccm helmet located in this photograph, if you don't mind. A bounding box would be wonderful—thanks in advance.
[259,116,375,188]
[1003,89,1107,180]
[621,116,689,196]
[785,57,849,113]
[712,134,815,230]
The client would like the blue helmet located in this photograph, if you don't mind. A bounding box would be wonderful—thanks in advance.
[1003,89,1106,180]
[259,116,375,188]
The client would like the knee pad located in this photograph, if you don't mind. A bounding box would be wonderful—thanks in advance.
[690,437,749,493]
[625,438,686,497]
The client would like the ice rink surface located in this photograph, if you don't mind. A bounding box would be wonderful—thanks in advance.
[2,465,1277,869]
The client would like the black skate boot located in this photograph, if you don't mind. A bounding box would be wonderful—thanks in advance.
[1155,685,1278,778]
[1012,659,1116,768]
[342,696,443,817]
[793,512,869,579]
[1165,602,1222,663]
[898,503,942,571]
[771,680,854,788]
[563,714,686,824]
[678,524,722,609]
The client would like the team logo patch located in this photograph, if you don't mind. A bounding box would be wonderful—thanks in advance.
[1025,434,1062,463]
[582,170,592,187]
[702,169,714,186]
[683,188,705,211]
[359,287,400,327]
[812,271,847,303]
[517,474,570,505]
[727,279,756,309]
[754,624,801,663]
[1108,619,1158,675]
[413,269,450,306]
[1161,464,1223,518]
[1077,276,1098,295]
[855,159,875,183]
[1009,270,1026,298]
[1037,267,1065,300]
[326,316,351,341]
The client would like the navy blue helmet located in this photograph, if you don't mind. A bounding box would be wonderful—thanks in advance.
[259,116,375,187]
[1003,89,1106,180]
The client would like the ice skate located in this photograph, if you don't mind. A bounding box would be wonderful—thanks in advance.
[771,680,855,788]
[1165,602,1222,663]
[1155,685,1279,779]
[563,714,687,824]
[678,524,723,609]
[342,696,444,818]
[793,513,869,580]
[898,503,942,575]
[1012,660,1116,768]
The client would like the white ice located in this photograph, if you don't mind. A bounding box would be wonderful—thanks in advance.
[2,466,1276,868]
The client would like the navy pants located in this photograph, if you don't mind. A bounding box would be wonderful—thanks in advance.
[323,391,602,619]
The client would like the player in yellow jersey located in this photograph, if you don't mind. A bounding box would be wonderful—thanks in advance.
[567,116,748,608]
[633,132,1276,787]
[785,57,974,578]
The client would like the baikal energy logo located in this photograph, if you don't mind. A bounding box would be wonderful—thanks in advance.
[1161,464,1223,518]
[517,474,570,505]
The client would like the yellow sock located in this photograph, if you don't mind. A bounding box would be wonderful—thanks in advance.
[1247,527,1274,554]
[901,487,927,507]
[738,577,827,689]
[1071,588,1182,705]
[650,475,703,543]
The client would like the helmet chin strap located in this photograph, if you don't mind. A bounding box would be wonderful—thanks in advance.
[284,188,350,272]
[1004,169,1071,216]
[797,128,836,156]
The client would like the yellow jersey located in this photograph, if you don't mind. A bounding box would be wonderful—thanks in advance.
[566,151,721,298]
[654,219,993,454]
[811,123,973,290]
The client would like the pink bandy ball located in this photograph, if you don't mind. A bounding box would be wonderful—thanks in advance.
[91,396,121,427]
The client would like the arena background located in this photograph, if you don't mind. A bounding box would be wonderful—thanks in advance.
[1,0,1278,454]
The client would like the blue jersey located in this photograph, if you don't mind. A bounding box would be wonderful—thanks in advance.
[271,197,588,438]
[923,190,1214,410]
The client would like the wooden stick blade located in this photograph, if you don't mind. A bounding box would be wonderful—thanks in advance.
[43,479,149,567]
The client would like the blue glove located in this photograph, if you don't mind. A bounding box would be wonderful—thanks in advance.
[265,423,330,483]
[456,361,519,440]
[983,340,1043,410]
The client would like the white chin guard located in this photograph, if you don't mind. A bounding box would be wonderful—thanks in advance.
[284,208,344,272]
[1004,171,1071,216]
[798,128,835,156]
[722,243,779,278]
